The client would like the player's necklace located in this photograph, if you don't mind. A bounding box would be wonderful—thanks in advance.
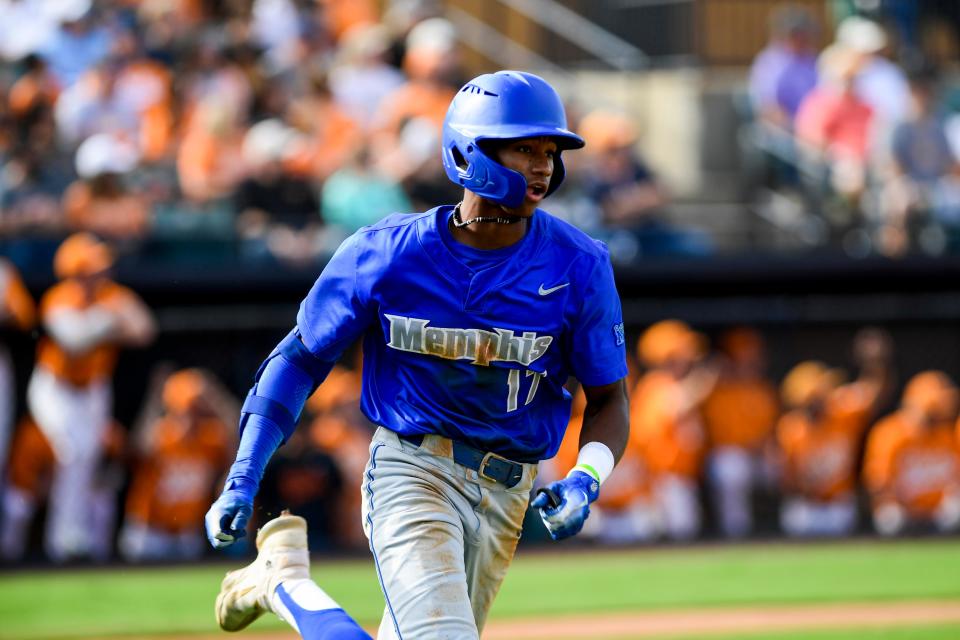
[452,203,522,227]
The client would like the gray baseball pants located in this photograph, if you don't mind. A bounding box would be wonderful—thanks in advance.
[361,427,537,639]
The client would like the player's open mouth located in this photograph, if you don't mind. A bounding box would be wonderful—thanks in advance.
[527,183,547,201]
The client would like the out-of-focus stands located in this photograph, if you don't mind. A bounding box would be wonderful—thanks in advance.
[740,3,960,258]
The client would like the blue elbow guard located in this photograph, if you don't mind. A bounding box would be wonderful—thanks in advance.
[239,329,336,442]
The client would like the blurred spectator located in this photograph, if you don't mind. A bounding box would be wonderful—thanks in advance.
[775,329,892,539]
[63,133,151,240]
[7,54,60,136]
[182,36,255,117]
[579,109,711,261]
[369,17,460,152]
[285,69,363,183]
[55,63,138,146]
[375,116,459,211]
[862,371,960,536]
[328,24,405,131]
[701,327,780,538]
[120,368,236,561]
[322,145,411,234]
[105,30,175,162]
[631,320,716,540]
[837,16,910,138]
[0,258,35,480]
[235,118,324,265]
[795,45,875,212]
[776,361,860,537]
[39,2,115,89]
[876,64,958,256]
[1,233,155,562]
[749,5,820,127]
[176,96,247,204]
[320,0,379,44]
[250,0,304,74]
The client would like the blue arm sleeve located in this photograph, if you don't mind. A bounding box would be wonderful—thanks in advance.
[224,329,335,495]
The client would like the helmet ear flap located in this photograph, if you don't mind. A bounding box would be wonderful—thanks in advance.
[546,151,566,197]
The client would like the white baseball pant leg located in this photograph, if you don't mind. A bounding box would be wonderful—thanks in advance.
[707,447,754,538]
[362,427,536,640]
[27,368,111,560]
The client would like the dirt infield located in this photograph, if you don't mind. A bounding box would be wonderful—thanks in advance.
[144,600,960,639]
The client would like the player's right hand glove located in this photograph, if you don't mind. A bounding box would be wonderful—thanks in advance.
[204,480,255,549]
[531,470,600,541]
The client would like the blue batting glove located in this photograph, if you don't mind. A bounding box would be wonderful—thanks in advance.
[531,470,600,541]
[204,482,255,549]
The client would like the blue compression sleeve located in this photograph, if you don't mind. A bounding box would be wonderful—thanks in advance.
[226,332,335,494]
[224,417,286,494]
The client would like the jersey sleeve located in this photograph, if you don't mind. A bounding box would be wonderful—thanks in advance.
[569,250,628,387]
[296,231,377,361]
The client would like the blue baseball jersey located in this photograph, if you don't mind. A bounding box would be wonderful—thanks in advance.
[296,205,628,462]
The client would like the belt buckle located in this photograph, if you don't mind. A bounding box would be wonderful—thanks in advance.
[479,450,510,483]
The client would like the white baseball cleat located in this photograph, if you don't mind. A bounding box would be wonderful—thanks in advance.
[216,511,311,631]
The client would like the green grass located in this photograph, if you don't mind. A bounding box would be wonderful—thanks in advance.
[1,539,958,639]
[669,625,960,640]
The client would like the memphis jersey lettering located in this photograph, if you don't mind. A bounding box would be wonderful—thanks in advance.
[385,314,552,367]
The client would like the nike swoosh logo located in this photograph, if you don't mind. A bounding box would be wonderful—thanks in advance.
[538,283,570,296]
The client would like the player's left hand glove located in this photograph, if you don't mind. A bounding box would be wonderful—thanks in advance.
[204,480,255,549]
[531,470,600,541]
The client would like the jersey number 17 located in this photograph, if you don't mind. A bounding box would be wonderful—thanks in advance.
[506,369,546,412]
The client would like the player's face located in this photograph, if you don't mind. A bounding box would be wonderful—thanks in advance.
[493,137,557,213]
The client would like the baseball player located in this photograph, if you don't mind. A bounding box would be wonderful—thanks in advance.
[702,327,780,538]
[205,70,630,640]
[121,368,235,561]
[1,233,156,561]
[863,371,960,536]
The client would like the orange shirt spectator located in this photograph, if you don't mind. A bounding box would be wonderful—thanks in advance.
[863,371,960,535]
[864,413,959,517]
[176,98,246,203]
[632,369,705,479]
[777,362,875,502]
[122,369,234,560]
[64,134,151,240]
[703,377,779,451]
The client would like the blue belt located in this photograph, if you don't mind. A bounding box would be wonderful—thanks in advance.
[398,433,524,489]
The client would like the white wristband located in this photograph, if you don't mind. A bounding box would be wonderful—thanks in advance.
[567,441,615,485]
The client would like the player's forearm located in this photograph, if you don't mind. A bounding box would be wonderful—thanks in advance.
[580,379,630,463]
[226,330,335,494]
[224,416,286,494]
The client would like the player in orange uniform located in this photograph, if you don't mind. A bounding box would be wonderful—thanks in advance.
[776,358,882,536]
[701,327,780,538]
[863,371,960,536]
[631,320,716,540]
[121,369,235,561]
[0,259,36,480]
[0,233,155,561]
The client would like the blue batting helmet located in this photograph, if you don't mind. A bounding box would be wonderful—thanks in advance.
[441,70,584,207]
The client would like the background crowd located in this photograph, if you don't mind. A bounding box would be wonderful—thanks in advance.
[1,234,958,565]
[744,2,960,257]
[5,1,959,269]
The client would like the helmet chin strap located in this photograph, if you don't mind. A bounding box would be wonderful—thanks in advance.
[452,202,522,228]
